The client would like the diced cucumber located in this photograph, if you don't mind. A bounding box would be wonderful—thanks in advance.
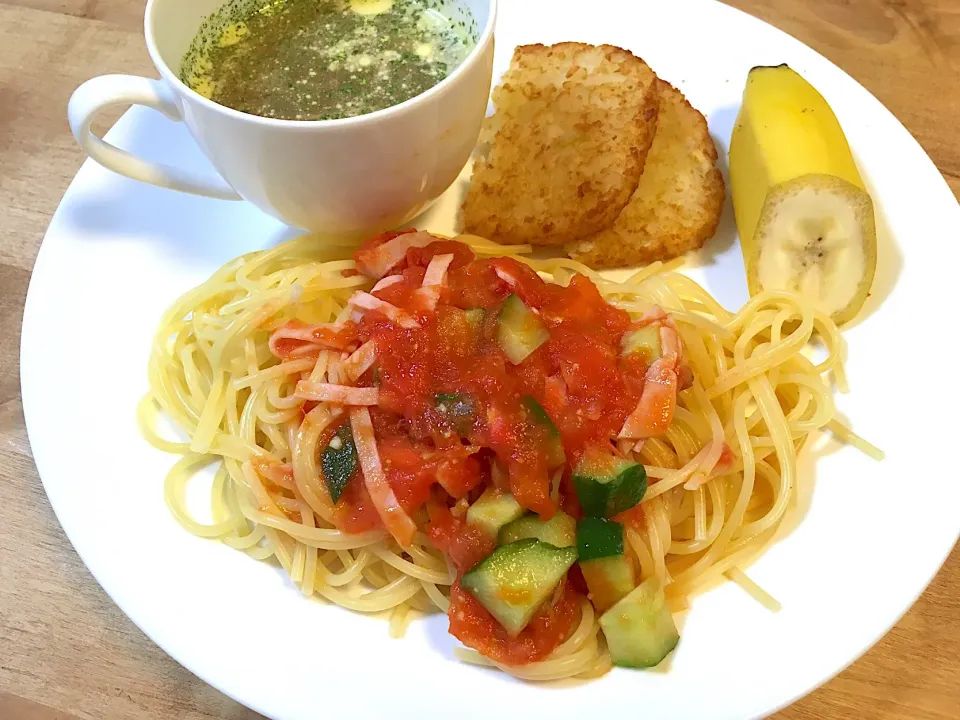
[521,395,566,468]
[434,392,475,435]
[599,577,680,668]
[466,487,526,537]
[464,308,486,332]
[461,539,578,636]
[581,556,635,612]
[321,423,357,503]
[577,517,625,560]
[496,294,549,364]
[463,308,486,351]
[577,518,635,611]
[499,511,576,548]
[573,447,647,518]
[521,395,558,431]
[621,325,661,361]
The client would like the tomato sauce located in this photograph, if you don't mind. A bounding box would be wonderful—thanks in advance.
[448,581,582,665]
[274,234,666,664]
[427,501,497,574]
[301,236,651,539]
[349,241,643,517]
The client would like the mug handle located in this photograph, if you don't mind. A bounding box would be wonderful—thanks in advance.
[68,74,242,201]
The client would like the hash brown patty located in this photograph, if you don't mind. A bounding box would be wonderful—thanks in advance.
[566,80,725,267]
[462,43,660,246]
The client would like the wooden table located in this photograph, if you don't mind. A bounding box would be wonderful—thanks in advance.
[1,1,958,718]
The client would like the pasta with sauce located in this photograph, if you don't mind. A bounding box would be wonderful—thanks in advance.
[139,230,880,680]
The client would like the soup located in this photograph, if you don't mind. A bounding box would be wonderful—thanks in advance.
[181,0,478,121]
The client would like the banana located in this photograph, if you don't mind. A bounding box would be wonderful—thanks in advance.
[730,64,877,326]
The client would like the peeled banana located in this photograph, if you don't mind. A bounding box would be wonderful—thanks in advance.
[730,64,877,326]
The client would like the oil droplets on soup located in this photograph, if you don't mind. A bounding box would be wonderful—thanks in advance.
[181,0,478,121]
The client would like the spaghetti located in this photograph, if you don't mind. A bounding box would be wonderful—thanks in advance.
[139,231,880,680]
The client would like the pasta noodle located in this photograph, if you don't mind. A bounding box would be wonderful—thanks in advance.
[140,232,879,681]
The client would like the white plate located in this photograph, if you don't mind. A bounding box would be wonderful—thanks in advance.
[21,1,960,718]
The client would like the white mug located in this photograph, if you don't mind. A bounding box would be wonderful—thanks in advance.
[68,0,496,236]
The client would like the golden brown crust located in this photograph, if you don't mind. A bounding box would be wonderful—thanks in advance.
[462,43,660,246]
[566,81,726,268]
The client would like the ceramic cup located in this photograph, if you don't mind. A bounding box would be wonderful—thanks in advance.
[68,0,496,236]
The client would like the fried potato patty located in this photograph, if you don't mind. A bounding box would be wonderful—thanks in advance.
[462,42,659,246]
[566,81,725,268]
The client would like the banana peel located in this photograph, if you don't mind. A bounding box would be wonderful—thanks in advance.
[730,64,877,326]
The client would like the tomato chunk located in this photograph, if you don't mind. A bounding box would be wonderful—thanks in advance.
[426,502,496,573]
[448,581,581,665]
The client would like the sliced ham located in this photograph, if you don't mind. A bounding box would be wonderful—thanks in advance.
[618,359,678,440]
[492,265,520,288]
[295,381,379,406]
[285,344,324,360]
[251,459,296,490]
[332,304,354,329]
[371,274,404,293]
[660,322,683,363]
[422,253,454,287]
[412,286,441,312]
[349,291,421,329]
[269,321,354,358]
[355,230,438,280]
[619,311,682,440]
[327,353,342,385]
[349,407,417,548]
[635,306,668,327]
[341,340,377,383]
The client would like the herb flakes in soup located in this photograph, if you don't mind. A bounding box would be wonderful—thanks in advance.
[180,0,478,121]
